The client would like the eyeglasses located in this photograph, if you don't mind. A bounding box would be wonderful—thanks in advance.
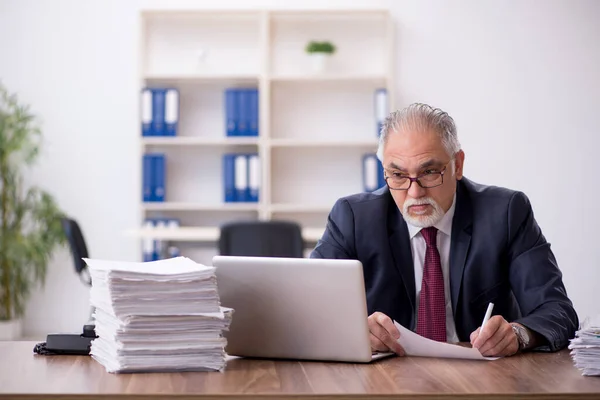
[384,161,452,191]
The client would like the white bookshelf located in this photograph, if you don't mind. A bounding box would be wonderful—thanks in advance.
[144,74,260,82]
[142,137,260,146]
[269,204,333,213]
[129,226,324,244]
[135,9,395,263]
[270,74,386,83]
[269,139,378,148]
[142,202,260,212]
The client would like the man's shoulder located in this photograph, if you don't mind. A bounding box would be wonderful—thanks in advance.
[461,177,534,219]
[461,177,523,202]
[335,186,390,208]
[325,187,391,220]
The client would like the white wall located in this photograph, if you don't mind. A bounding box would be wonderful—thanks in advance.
[0,0,598,337]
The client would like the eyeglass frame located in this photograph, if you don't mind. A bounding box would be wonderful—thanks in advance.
[383,160,453,191]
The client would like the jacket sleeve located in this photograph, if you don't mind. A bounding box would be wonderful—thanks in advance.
[507,191,579,351]
[309,198,357,260]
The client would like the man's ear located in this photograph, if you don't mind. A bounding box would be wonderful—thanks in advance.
[454,150,465,180]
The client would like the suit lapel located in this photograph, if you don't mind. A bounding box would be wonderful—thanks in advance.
[387,197,416,320]
[450,179,473,313]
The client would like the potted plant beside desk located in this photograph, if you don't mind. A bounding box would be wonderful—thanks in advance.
[0,83,65,340]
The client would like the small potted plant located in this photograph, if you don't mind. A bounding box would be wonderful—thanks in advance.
[305,41,336,73]
[0,82,66,340]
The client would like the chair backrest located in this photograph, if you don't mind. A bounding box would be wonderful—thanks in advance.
[61,217,91,285]
[218,220,304,258]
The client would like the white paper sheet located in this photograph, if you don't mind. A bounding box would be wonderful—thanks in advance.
[83,256,214,276]
[394,321,499,361]
[569,314,600,376]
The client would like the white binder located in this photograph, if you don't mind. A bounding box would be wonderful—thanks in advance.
[165,89,179,136]
[234,154,248,202]
[375,88,388,136]
[141,89,153,136]
[142,219,155,262]
[363,154,378,192]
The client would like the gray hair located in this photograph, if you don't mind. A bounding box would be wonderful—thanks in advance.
[376,103,461,162]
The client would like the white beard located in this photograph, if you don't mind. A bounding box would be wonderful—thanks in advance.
[401,196,445,228]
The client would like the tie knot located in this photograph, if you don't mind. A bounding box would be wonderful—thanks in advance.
[421,227,438,246]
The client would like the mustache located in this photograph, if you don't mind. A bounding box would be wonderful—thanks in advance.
[404,197,434,208]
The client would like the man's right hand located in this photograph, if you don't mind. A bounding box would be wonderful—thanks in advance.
[368,312,405,356]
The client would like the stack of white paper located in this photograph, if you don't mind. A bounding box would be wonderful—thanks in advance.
[84,256,233,373]
[569,315,600,376]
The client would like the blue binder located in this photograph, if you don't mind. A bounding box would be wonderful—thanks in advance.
[168,246,180,258]
[151,89,166,136]
[377,157,386,189]
[141,89,153,136]
[249,88,259,137]
[225,89,237,137]
[237,89,250,137]
[223,153,236,202]
[374,88,388,137]
[142,154,153,201]
[247,153,260,202]
[152,153,166,202]
[164,88,179,136]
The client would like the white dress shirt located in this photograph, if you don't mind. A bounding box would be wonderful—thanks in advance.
[406,196,460,343]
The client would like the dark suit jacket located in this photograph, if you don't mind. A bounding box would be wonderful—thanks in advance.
[310,177,578,351]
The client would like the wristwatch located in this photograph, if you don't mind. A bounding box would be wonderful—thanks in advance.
[511,323,531,351]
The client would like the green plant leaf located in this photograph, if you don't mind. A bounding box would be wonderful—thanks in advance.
[0,82,66,321]
[305,40,336,54]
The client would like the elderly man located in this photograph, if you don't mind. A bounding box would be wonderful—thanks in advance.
[310,103,578,357]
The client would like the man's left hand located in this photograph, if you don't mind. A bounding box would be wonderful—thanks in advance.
[470,315,519,357]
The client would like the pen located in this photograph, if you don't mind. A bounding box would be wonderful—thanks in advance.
[480,302,494,331]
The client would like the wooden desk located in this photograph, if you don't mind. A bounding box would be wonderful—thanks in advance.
[1,341,599,399]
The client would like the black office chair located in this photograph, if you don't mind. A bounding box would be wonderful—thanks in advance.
[61,217,91,286]
[34,217,98,356]
[218,220,304,258]
[60,217,96,336]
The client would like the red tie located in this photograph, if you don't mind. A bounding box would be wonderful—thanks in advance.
[416,227,447,342]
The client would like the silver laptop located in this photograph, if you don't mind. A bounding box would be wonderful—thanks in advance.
[212,255,393,363]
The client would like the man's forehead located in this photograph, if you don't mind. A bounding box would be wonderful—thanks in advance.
[387,157,446,170]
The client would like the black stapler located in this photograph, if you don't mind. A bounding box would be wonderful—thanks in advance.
[33,324,97,356]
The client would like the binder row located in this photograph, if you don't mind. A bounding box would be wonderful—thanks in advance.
[362,153,386,192]
[223,153,260,202]
[142,218,180,262]
[225,88,259,137]
[142,153,166,202]
[140,86,382,137]
[143,152,383,203]
[141,88,180,136]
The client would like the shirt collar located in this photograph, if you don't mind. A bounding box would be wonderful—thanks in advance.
[406,195,457,239]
